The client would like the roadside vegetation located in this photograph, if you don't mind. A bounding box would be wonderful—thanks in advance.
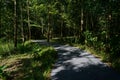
[52,37,120,72]
[0,40,57,80]
[75,44,120,72]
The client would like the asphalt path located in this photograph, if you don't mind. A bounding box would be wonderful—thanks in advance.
[32,40,120,80]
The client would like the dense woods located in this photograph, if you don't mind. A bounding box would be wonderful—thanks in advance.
[0,0,120,79]
[1,0,120,56]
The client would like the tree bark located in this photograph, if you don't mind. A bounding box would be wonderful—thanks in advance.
[47,17,50,42]
[80,0,84,43]
[60,20,63,39]
[47,23,50,42]
[47,5,50,42]
[91,14,94,30]
[80,0,84,38]
[81,8,83,33]
[0,1,1,38]
[27,0,31,40]
[20,1,24,43]
[14,0,17,48]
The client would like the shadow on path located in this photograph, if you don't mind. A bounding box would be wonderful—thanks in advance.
[32,40,120,80]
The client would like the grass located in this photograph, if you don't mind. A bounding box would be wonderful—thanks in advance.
[0,41,14,58]
[0,40,57,80]
[72,43,120,72]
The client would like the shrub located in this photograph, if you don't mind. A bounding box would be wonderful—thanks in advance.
[33,47,57,63]
[0,41,14,57]
[0,65,8,80]
[17,40,41,54]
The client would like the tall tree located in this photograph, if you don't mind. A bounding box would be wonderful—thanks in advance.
[27,0,31,40]
[47,5,50,42]
[0,0,1,37]
[80,0,84,36]
[20,1,24,43]
[14,0,17,48]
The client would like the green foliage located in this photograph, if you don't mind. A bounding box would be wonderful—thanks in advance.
[111,59,120,72]
[24,40,32,47]
[18,41,57,79]
[33,47,57,63]
[17,40,44,53]
[84,30,98,46]
[32,46,57,80]
[0,65,8,80]
[0,41,57,80]
[0,40,14,57]
[17,40,33,53]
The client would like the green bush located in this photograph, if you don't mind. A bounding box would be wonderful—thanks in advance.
[0,41,14,57]
[40,47,57,60]
[84,30,98,46]
[109,58,120,72]
[0,65,8,80]
[17,40,42,54]
[33,47,57,63]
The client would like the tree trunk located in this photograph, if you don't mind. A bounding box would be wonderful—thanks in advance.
[47,23,50,42]
[0,0,1,37]
[60,20,63,39]
[81,8,83,34]
[80,0,84,43]
[41,18,44,34]
[47,6,50,42]
[106,14,111,52]
[0,3,1,38]
[91,14,94,30]
[106,2,111,52]
[85,13,88,44]
[14,0,17,48]
[20,1,24,44]
[80,0,84,38]
[27,0,31,40]
[79,0,85,44]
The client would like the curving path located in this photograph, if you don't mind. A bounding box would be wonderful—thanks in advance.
[32,40,120,80]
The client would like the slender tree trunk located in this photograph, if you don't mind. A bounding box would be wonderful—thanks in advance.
[91,14,94,29]
[79,0,85,44]
[14,0,17,48]
[0,2,1,38]
[73,24,76,38]
[85,13,88,44]
[81,8,83,34]
[41,18,44,34]
[27,0,31,40]
[106,2,111,52]
[47,22,50,42]
[85,13,88,30]
[60,20,63,39]
[80,0,84,43]
[60,5,64,40]
[20,1,24,43]
[0,18,2,38]
[106,14,111,52]
[80,0,84,38]
[47,6,50,42]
